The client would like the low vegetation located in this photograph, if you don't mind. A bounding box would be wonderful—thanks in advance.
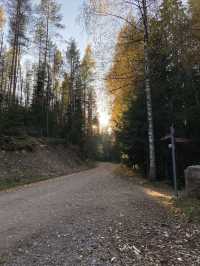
[115,164,200,224]
[174,198,200,223]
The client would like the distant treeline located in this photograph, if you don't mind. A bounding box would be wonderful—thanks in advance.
[0,0,98,149]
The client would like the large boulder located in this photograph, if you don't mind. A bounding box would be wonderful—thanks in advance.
[185,166,200,198]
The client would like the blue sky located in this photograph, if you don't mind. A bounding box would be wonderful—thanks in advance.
[3,0,88,57]
[58,0,88,57]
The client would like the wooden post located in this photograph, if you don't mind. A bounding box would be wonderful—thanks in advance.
[170,125,178,197]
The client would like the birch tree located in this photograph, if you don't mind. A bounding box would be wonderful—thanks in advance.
[83,0,157,179]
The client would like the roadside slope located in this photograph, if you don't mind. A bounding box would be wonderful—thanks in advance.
[0,137,87,190]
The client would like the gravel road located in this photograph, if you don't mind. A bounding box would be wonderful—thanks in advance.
[0,163,200,265]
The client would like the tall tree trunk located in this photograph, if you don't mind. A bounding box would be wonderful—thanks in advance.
[82,83,86,134]
[9,0,21,105]
[12,39,20,103]
[0,32,4,95]
[0,32,4,60]
[46,51,51,137]
[9,38,17,104]
[0,33,4,112]
[45,15,50,137]
[87,91,93,136]
[142,0,156,180]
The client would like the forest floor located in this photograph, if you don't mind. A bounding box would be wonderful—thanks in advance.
[0,136,89,191]
[0,163,200,265]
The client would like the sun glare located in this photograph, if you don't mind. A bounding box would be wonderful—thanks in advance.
[99,111,110,130]
[96,85,112,133]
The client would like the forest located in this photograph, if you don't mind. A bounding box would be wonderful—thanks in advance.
[83,0,200,184]
[0,0,200,183]
[1,1,200,264]
[111,0,200,183]
[0,0,100,158]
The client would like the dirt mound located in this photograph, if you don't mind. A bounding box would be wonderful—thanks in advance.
[0,137,88,189]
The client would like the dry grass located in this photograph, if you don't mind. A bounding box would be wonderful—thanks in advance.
[115,164,200,223]
[114,164,147,185]
[174,197,200,223]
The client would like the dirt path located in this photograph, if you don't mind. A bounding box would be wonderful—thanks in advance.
[0,163,199,265]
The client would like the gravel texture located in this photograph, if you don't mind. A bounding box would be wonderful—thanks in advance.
[0,163,199,265]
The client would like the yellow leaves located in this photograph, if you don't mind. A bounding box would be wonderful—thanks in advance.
[112,96,127,126]
[54,49,63,75]
[81,44,96,83]
[189,0,200,39]
[61,73,70,107]
[82,45,95,70]
[0,6,6,31]
[89,0,109,14]
[189,0,200,19]
[106,22,143,128]
[54,49,63,65]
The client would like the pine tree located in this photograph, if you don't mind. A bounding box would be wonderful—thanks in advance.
[33,0,63,136]
[81,45,96,136]
[7,0,31,104]
[66,40,84,145]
